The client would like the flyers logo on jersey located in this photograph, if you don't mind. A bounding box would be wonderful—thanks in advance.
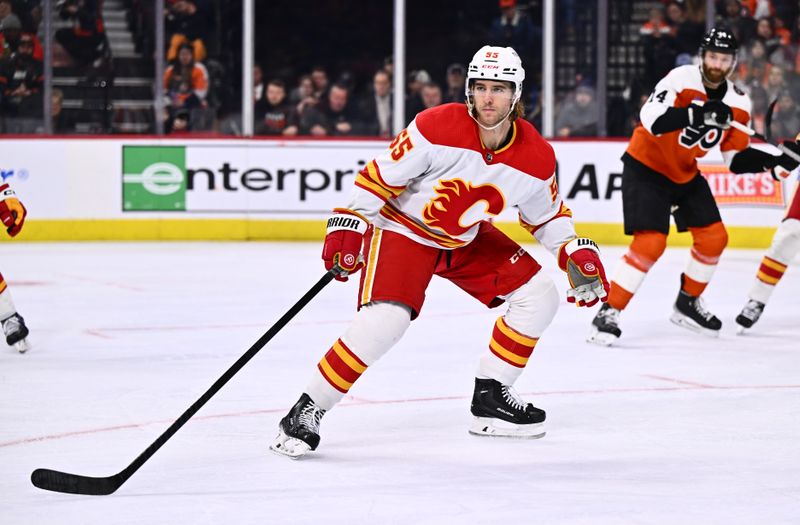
[422,179,505,236]
[679,125,723,151]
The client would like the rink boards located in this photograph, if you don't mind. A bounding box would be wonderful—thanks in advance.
[0,136,795,247]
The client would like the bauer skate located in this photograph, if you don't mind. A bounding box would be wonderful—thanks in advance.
[2,313,30,353]
[270,393,326,459]
[469,378,546,439]
[735,299,765,334]
[587,303,622,346]
[670,287,721,337]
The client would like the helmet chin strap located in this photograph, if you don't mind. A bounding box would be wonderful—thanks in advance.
[466,95,519,131]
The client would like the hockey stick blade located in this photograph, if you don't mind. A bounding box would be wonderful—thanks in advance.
[31,469,124,496]
[31,270,337,495]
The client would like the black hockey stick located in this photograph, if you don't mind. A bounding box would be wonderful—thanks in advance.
[730,100,800,165]
[31,269,337,495]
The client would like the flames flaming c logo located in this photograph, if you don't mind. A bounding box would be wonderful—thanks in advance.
[422,179,505,236]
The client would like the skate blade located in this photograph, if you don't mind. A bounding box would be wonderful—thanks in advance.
[586,326,618,346]
[735,324,750,335]
[469,417,546,439]
[669,312,720,338]
[269,429,312,459]
[13,338,30,354]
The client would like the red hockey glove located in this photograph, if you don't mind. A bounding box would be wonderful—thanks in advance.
[322,208,369,282]
[0,184,27,237]
[558,237,609,307]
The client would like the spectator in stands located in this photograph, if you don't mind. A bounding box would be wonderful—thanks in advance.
[488,0,538,71]
[356,69,392,138]
[299,82,360,136]
[165,107,191,134]
[12,0,41,33]
[254,79,298,136]
[51,87,75,133]
[641,7,679,90]
[309,65,329,100]
[0,14,42,61]
[0,28,42,117]
[442,63,466,104]
[665,1,705,56]
[771,89,800,140]
[755,16,784,63]
[166,0,208,62]
[289,74,311,103]
[764,63,787,100]
[404,69,429,123]
[54,0,107,68]
[555,84,598,137]
[163,43,208,125]
[253,63,265,106]
[718,0,757,46]
[0,0,11,26]
[420,82,442,109]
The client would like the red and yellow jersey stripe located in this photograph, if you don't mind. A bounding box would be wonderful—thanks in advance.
[354,160,406,202]
[379,202,467,249]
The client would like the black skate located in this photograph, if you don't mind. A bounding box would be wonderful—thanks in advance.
[587,303,622,346]
[2,313,30,353]
[270,393,326,459]
[735,299,765,333]
[469,378,546,439]
[670,281,722,336]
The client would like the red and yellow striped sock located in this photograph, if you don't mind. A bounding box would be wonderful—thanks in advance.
[488,316,538,369]
[0,272,7,294]
[316,338,368,394]
[756,256,787,286]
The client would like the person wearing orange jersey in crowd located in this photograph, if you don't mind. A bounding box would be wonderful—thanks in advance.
[587,27,800,346]
[0,180,29,353]
[269,45,610,459]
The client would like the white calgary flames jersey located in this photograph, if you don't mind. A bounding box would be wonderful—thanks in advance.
[632,64,751,184]
[346,103,575,254]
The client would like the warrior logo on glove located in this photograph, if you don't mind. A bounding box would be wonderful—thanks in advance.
[557,237,610,307]
[322,208,369,282]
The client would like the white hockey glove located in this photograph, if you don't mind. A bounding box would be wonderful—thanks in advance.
[557,238,610,307]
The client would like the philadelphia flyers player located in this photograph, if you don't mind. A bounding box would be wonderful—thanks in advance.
[588,27,800,346]
[270,46,610,458]
[0,181,30,353]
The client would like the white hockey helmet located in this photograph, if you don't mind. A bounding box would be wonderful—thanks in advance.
[465,45,525,106]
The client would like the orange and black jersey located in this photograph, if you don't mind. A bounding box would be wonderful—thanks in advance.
[626,64,751,184]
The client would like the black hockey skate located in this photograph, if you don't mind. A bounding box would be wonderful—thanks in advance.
[587,303,622,346]
[270,393,326,459]
[670,278,721,336]
[2,313,30,353]
[469,378,546,439]
[735,299,765,333]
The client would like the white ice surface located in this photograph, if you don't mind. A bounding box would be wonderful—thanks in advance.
[1,242,799,524]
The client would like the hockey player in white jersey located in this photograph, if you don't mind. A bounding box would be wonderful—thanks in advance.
[0,181,30,353]
[271,46,610,459]
[735,169,800,332]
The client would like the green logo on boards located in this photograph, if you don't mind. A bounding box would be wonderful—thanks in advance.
[122,146,187,211]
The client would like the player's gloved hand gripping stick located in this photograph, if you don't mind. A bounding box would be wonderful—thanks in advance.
[0,183,27,237]
[322,208,369,281]
[558,238,610,307]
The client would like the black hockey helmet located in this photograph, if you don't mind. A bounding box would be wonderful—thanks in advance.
[700,27,739,56]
